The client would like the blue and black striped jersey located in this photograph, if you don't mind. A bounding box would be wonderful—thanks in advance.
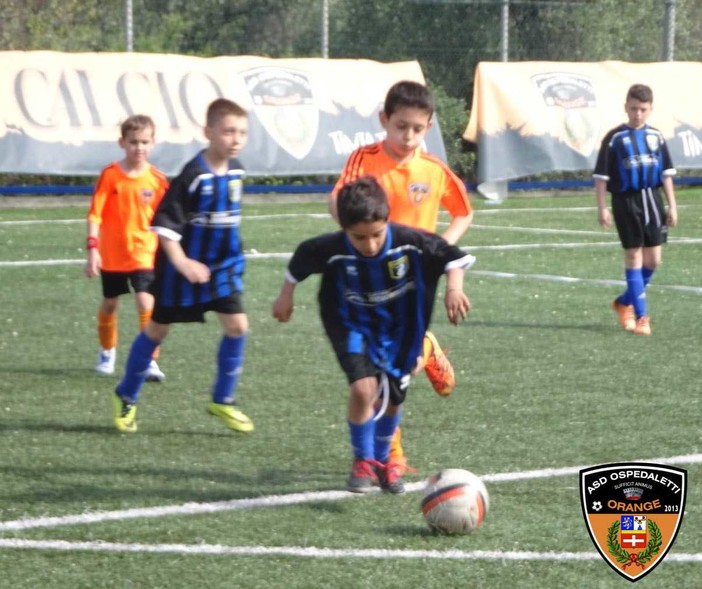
[593,124,676,193]
[286,223,474,378]
[151,152,246,307]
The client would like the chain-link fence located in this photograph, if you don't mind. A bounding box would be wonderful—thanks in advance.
[2,0,700,182]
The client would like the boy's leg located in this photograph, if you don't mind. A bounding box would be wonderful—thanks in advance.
[375,408,405,494]
[347,376,380,493]
[207,312,253,432]
[631,246,661,336]
[373,374,410,494]
[96,297,119,375]
[133,275,164,382]
[113,322,167,432]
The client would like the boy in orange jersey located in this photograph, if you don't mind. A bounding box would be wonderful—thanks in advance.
[85,115,169,381]
[328,80,473,474]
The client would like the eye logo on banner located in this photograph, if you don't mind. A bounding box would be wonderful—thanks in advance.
[531,73,599,157]
[579,462,687,582]
[242,67,319,160]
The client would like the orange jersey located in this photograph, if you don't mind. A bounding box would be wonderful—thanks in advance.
[333,142,471,233]
[87,162,168,272]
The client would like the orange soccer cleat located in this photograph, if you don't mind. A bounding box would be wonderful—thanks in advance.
[423,331,455,396]
[633,316,651,336]
[612,299,636,331]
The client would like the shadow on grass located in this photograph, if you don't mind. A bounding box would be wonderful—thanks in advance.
[382,524,437,537]
[0,458,348,507]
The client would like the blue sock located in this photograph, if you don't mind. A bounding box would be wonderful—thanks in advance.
[116,332,158,403]
[348,418,375,460]
[642,266,654,288]
[212,334,246,404]
[625,268,647,318]
[374,412,401,463]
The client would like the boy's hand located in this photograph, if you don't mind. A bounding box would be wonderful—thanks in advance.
[176,258,210,284]
[445,289,470,325]
[598,207,612,230]
[667,205,678,228]
[272,295,294,322]
[84,249,101,278]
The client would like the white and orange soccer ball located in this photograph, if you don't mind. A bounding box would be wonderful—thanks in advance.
[421,468,489,535]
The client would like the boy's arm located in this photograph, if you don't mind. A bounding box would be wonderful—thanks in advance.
[273,236,327,322]
[662,175,678,227]
[272,278,297,322]
[84,220,102,278]
[444,267,470,325]
[441,211,473,245]
[594,178,612,229]
[158,236,211,284]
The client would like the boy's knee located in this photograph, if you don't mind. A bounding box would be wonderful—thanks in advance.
[221,313,248,337]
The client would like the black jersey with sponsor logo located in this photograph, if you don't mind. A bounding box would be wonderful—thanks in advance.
[286,223,474,378]
[594,124,675,194]
[151,152,246,307]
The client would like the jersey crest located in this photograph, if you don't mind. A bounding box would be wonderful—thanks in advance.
[228,178,243,203]
[646,133,660,152]
[387,255,409,280]
[408,182,430,204]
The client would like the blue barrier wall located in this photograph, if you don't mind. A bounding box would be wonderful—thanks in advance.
[1,178,701,196]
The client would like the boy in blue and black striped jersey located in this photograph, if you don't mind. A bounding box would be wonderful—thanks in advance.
[594,83,678,336]
[112,98,254,434]
[272,176,475,494]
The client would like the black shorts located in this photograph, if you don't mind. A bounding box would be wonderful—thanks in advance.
[100,270,154,299]
[336,353,409,406]
[612,188,668,249]
[152,292,244,324]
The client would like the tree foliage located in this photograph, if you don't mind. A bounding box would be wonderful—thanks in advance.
[0,0,699,179]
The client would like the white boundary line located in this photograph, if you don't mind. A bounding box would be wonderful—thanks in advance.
[2,202,701,226]
[1,539,700,562]
[1,453,700,562]
[4,254,702,295]
[2,453,700,532]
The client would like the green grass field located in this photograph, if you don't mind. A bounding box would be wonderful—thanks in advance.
[1,190,701,588]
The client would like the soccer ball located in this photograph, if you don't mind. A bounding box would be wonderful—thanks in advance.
[421,468,489,535]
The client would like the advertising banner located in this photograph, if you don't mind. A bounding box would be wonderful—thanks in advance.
[0,52,445,177]
[464,61,702,194]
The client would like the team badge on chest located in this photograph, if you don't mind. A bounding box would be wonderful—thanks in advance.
[646,133,660,152]
[387,255,409,280]
[228,178,242,203]
[408,182,430,204]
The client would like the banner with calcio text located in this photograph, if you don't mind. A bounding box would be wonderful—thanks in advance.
[464,61,702,185]
[0,52,445,177]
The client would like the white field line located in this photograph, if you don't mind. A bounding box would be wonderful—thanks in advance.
[1,453,701,562]
[1,539,700,563]
[0,213,331,227]
[470,223,607,236]
[1,452,700,533]
[4,251,702,295]
[2,201,701,226]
